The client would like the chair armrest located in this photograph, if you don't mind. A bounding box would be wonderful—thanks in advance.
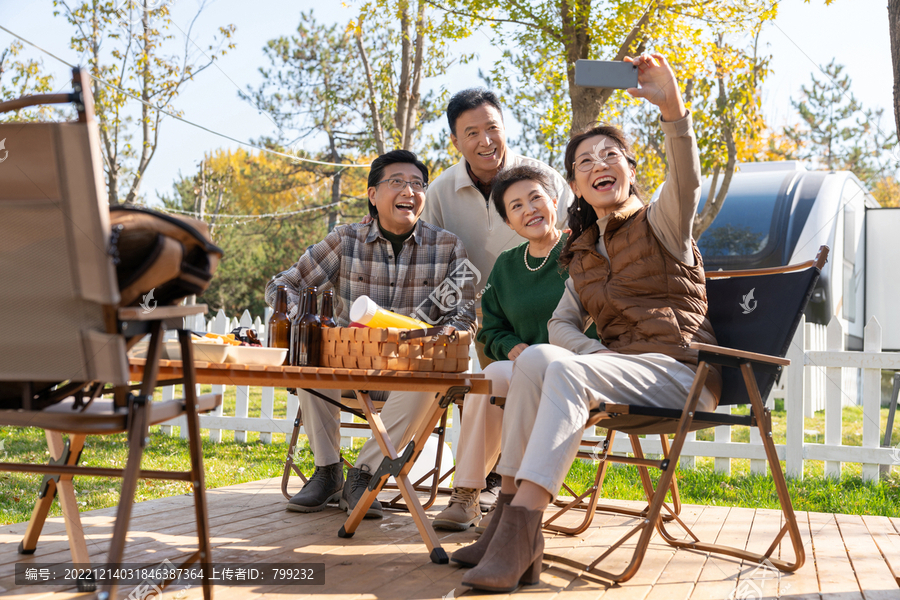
[118,304,208,321]
[690,342,790,366]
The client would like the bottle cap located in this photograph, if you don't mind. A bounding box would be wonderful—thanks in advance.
[349,295,378,325]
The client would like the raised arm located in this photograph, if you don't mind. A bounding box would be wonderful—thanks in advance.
[625,53,701,265]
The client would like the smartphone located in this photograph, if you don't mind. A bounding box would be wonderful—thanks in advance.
[574,60,638,89]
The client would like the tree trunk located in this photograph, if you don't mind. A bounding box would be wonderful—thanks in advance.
[355,23,386,155]
[328,133,342,232]
[693,70,737,241]
[562,0,653,134]
[394,0,412,145]
[402,0,426,150]
[890,0,900,137]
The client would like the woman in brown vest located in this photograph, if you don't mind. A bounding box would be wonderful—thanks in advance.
[454,54,722,592]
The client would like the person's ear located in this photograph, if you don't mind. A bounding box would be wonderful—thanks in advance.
[450,133,460,153]
[568,180,581,200]
[368,186,377,207]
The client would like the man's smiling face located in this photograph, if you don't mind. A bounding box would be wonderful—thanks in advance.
[368,163,426,235]
[450,103,507,182]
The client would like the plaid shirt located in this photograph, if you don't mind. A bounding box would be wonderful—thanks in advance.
[265,220,478,334]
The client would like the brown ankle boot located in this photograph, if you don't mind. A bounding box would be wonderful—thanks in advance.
[460,504,544,592]
[450,491,514,567]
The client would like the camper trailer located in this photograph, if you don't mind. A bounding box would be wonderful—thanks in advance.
[660,161,900,352]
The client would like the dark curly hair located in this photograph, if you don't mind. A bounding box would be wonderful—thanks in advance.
[558,125,645,267]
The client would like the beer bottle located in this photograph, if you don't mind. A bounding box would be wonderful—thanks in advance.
[289,289,308,367]
[319,289,337,328]
[267,285,291,364]
[296,287,322,367]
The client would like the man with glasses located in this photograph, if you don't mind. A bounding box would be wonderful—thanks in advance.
[266,150,477,518]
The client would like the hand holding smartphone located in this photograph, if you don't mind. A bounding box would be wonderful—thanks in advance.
[574,60,638,90]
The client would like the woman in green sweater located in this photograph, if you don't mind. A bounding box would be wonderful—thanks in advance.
[433,164,589,530]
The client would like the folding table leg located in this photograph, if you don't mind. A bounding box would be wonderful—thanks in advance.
[179,329,214,600]
[337,390,451,564]
[281,402,307,500]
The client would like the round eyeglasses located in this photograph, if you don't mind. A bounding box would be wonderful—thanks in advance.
[573,150,626,172]
[375,178,428,192]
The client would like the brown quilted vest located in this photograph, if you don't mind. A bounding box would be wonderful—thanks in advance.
[568,201,722,401]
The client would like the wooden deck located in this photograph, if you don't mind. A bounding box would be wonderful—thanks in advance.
[1,477,899,599]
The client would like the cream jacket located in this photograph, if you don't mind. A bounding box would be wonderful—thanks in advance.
[422,152,573,305]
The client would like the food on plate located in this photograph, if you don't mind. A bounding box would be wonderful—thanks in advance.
[203,333,242,346]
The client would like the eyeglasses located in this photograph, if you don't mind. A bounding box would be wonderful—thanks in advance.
[573,150,626,172]
[375,178,428,192]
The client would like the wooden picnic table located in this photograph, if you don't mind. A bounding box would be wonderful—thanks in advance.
[128,358,490,564]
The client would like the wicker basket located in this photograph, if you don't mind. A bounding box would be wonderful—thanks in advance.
[320,327,471,372]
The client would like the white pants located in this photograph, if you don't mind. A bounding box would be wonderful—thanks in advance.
[497,344,717,496]
[299,388,436,470]
[452,360,511,489]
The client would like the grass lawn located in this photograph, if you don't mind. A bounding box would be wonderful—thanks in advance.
[2,390,898,526]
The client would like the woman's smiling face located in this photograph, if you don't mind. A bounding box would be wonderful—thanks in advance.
[502,179,558,242]
[569,135,636,218]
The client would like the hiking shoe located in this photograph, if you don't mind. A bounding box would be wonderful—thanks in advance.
[287,462,343,513]
[340,465,383,519]
[480,471,502,512]
[432,487,481,531]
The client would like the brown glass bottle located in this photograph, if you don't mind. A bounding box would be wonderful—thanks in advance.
[319,289,337,328]
[267,285,291,364]
[295,287,322,367]
[289,289,308,367]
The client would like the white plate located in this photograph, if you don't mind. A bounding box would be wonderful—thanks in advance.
[164,340,232,363]
[225,345,288,366]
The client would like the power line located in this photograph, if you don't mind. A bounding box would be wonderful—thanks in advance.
[151,199,349,220]
[0,24,371,169]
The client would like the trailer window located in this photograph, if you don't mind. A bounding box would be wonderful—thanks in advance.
[695,172,785,257]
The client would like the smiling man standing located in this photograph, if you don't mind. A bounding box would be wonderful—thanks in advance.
[421,89,573,527]
[422,89,572,370]
[266,149,476,519]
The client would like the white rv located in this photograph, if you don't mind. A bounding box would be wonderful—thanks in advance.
[677,161,899,352]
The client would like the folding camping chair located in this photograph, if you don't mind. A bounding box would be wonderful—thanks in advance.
[0,68,221,599]
[542,246,829,583]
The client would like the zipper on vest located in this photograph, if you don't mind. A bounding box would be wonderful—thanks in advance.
[485,197,493,231]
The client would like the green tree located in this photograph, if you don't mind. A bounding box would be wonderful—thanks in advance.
[159,149,370,316]
[784,60,898,205]
[786,60,863,171]
[53,0,235,204]
[241,12,369,232]
[0,41,56,122]
[429,0,772,133]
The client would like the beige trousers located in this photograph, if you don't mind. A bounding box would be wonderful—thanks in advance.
[474,307,495,370]
[452,360,511,489]
[497,344,717,496]
[299,388,436,470]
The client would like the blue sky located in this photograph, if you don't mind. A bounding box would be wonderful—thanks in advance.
[0,0,893,203]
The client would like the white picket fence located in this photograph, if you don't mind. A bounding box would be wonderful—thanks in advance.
[156,310,900,482]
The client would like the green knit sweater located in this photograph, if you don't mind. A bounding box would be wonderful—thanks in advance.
[477,232,597,361]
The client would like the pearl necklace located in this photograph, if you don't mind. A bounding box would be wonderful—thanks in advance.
[524,232,562,272]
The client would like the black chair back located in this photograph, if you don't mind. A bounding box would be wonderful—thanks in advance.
[705,266,820,406]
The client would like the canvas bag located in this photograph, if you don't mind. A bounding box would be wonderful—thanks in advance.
[109,205,224,307]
